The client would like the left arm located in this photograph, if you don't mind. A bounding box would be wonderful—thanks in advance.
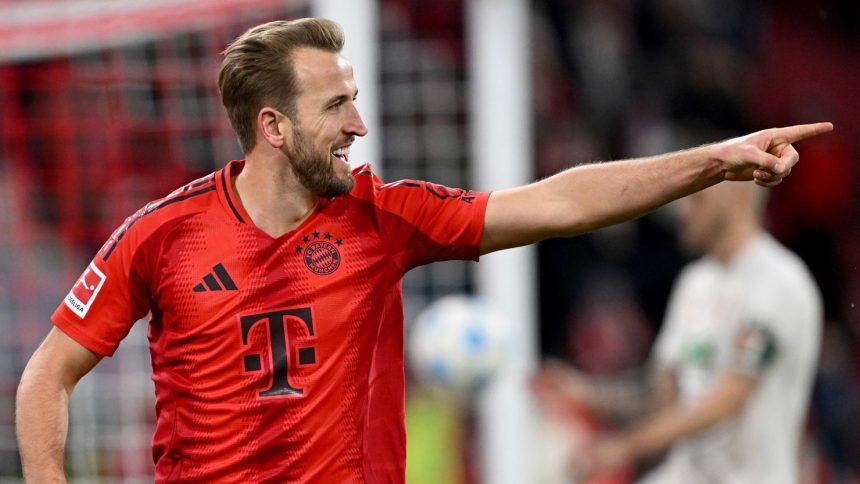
[579,370,756,474]
[531,360,676,425]
[480,123,832,254]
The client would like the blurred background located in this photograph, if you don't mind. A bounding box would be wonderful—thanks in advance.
[0,0,857,482]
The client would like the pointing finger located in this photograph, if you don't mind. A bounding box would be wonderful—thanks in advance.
[771,122,834,144]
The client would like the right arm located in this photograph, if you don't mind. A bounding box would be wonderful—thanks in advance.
[16,327,102,483]
[532,360,677,424]
[480,123,833,254]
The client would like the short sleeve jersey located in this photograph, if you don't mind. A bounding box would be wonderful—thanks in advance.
[51,160,490,483]
[649,234,822,484]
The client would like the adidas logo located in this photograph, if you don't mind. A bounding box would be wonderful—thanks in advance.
[193,263,238,292]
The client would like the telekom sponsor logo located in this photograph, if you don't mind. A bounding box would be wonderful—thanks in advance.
[64,262,107,318]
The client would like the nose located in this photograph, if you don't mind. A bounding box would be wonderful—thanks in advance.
[346,103,368,137]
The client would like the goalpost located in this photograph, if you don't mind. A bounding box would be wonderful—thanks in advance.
[466,1,538,483]
[0,1,536,481]
[0,2,314,481]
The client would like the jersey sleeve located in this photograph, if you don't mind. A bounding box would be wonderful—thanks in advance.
[51,209,154,357]
[354,167,490,270]
[727,282,783,377]
[729,321,779,377]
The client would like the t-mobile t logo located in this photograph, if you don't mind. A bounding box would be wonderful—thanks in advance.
[239,308,318,398]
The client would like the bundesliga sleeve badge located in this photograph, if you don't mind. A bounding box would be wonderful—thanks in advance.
[64,262,107,318]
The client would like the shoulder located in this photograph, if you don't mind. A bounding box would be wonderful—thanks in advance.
[347,164,422,210]
[349,164,385,196]
[348,164,422,199]
[97,172,219,261]
[348,164,480,207]
[674,257,719,292]
[742,235,817,294]
[736,234,822,322]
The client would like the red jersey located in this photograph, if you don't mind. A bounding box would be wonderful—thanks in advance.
[52,160,489,483]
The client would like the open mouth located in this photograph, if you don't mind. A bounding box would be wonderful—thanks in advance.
[331,145,350,164]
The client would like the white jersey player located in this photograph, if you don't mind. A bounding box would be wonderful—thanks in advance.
[645,230,822,483]
[534,180,823,484]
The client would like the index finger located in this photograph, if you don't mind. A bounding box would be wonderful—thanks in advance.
[772,122,834,144]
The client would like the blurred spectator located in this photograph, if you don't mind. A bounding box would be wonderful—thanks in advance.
[535,180,823,483]
[564,273,654,376]
[535,1,860,480]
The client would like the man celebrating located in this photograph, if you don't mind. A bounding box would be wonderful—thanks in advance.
[16,18,831,483]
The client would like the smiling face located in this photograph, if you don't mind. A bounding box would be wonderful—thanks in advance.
[284,47,368,197]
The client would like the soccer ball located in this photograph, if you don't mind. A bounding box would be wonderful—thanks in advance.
[407,294,512,395]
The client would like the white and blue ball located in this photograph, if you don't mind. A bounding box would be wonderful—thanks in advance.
[408,294,512,394]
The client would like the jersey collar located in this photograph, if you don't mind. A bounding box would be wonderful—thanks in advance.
[216,160,249,224]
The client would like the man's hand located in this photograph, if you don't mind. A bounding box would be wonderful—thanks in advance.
[716,122,833,187]
[570,434,635,478]
[531,359,592,416]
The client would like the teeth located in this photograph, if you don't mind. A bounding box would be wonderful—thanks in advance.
[332,146,350,157]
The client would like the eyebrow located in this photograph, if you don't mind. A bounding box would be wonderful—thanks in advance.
[325,89,359,106]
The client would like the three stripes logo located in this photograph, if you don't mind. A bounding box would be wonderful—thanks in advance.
[193,263,238,292]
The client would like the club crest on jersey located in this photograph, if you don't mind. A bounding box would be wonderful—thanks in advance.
[64,262,107,318]
[295,230,343,275]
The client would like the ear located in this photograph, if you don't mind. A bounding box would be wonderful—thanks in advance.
[257,107,291,149]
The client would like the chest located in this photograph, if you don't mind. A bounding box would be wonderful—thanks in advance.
[148,215,400,343]
[670,272,747,373]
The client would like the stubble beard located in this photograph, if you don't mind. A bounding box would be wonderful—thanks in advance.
[288,125,355,198]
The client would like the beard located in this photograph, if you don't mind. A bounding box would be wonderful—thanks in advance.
[287,125,355,198]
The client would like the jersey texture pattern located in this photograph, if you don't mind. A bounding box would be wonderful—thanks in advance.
[52,161,490,483]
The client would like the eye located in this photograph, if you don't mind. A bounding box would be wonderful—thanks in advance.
[327,96,350,111]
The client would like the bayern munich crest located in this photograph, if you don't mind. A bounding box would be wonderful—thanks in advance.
[295,230,343,275]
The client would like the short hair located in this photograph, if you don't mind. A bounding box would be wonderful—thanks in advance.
[219,18,344,153]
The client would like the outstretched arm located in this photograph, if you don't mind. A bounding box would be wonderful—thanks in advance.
[480,123,833,254]
[17,327,102,483]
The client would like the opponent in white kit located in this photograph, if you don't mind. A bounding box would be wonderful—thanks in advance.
[535,180,822,484]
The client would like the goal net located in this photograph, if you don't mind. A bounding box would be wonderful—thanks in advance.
[0,1,311,481]
[0,1,479,481]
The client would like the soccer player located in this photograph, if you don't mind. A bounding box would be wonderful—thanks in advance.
[533,181,822,484]
[16,18,831,483]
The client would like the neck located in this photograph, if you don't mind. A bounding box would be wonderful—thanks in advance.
[233,151,318,238]
[711,217,761,265]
